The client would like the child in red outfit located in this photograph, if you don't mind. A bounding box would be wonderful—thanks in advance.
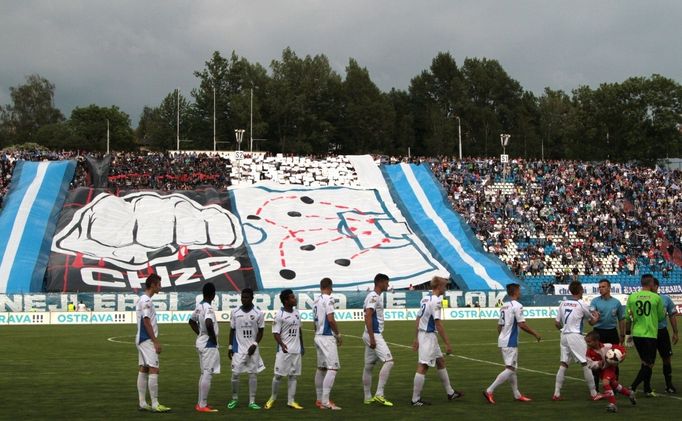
[585,330,637,412]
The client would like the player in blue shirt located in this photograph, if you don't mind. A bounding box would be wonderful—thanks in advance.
[653,278,679,394]
[589,279,625,388]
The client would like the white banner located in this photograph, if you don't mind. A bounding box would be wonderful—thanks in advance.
[0,312,50,325]
[51,311,132,325]
[441,307,558,320]
[553,283,622,295]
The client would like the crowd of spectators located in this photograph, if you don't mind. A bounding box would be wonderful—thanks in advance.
[431,158,682,280]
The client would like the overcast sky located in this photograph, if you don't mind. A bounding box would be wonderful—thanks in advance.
[1,0,680,124]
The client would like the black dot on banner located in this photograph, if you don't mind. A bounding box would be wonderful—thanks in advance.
[300,196,314,204]
[280,269,296,280]
[334,259,351,267]
[300,244,316,251]
[288,211,302,217]
[247,215,261,220]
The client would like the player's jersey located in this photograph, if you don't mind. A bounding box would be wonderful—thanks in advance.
[191,301,219,349]
[659,294,678,329]
[230,306,265,353]
[136,294,158,344]
[417,294,442,333]
[272,307,302,354]
[555,298,591,334]
[586,342,626,366]
[498,299,525,347]
[364,290,384,334]
[313,294,335,336]
[626,290,665,339]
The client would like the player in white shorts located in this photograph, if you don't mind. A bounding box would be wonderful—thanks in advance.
[483,283,542,404]
[265,289,304,410]
[553,280,601,400]
[362,273,394,407]
[135,274,170,412]
[228,288,265,410]
[411,276,463,406]
[189,282,220,413]
[313,277,342,410]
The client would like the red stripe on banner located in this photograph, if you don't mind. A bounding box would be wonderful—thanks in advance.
[331,236,344,242]
[201,249,240,291]
[335,205,349,209]
[320,201,331,205]
[86,188,94,204]
[256,207,263,215]
[62,255,70,292]
[280,258,286,267]
[264,218,277,225]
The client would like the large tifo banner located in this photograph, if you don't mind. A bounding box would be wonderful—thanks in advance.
[0,161,76,293]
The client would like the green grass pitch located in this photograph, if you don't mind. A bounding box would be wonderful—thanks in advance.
[0,319,679,420]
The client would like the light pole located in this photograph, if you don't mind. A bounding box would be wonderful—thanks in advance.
[234,129,245,152]
[500,133,511,180]
[106,119,110,155]
[213,84,216,152]
[456,116,462,160]
[250,88,254,153]
[176,88,180,151]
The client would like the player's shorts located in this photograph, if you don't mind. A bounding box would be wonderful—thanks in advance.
[633,337,657,365]
[137,340,159,368]
[417,331,443,367]
[600,365,618,382]
[657,328,673,358]
[274,352,302,376]
[560,333,588,364]
[594,328,620,345]
[363,332,393,364]
[500,347,518,368]
[314,335,340,369]
[197,347,221,374]
[231,350,265,375]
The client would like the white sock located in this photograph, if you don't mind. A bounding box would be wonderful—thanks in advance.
[437,368,455,395]
[412,372,426,402]
[249,373,258,404]
[509,371,521,399]
[487,368,513,393]
[363,364,374,400]
[137,372,148,407]
[554,366,567,396]
[199,372,212,407]
[231,373,240,400]
[148,373,159,407]
[315,369,325,401]
[322,370,337,405]
[271,375,282,400]
[287,375,297,405]
[582,365,597,396]
[376,361,393,397]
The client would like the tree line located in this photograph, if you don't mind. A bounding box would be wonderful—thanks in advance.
[1,49,681,163]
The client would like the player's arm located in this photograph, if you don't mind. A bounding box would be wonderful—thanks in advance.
[364,307,376,349]
[188,318,200,335]
[272,314,287,353]
[228,328,236,359]
[554,310,563,330]
[206,318,218,347]
[669,308,679,345]
[413,316,421,351]
[299,325,305,355]
[435,318,452,354]
[249,314,265,355]
[327,312,342,345]
[143,316,162,354]
[617,304,626,344]
[519,322,542,341]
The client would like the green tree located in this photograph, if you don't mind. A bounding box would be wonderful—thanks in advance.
[137,91,191,151]
[69,105,135,152]
[1,74,64,145]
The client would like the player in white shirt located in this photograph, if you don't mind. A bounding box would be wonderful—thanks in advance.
[411,276,463,406]
[189,282,220,413]
[264,289,305,410]
[228,288,265,410]
[313,277,343,410]
[483,283,542,404]
[552,280,601,401]
[362,273,394,407]
[135,274,170,412]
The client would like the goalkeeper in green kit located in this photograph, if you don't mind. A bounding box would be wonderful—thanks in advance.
[625,274,666,396]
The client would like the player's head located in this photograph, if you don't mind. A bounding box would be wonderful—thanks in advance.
[430,276,448,295]
[641,274,655,289]
[374,273,389,292]
[202,282,216,302]
[652,277,660,293]
[279,288,296,307]
[585,330,600,349]
[598,279,611,296]
[145,273,161,293]
[241,288,254,308]
[568,280,583,297]
[320,277,333,293]
[506,283,521,299]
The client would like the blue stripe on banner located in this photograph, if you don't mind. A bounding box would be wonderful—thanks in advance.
[0,160,76,293]
[382,164,512,290]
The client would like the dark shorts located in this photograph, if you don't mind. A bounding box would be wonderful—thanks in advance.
[657,328,673,358]
[594,328,620,345]
[633,337,658,365]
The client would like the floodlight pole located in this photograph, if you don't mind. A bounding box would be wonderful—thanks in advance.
[213,84,216,152]
[250,88,254,153]
[176,88,180,151]
[456,116,462,160]
[106,119,110,155]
